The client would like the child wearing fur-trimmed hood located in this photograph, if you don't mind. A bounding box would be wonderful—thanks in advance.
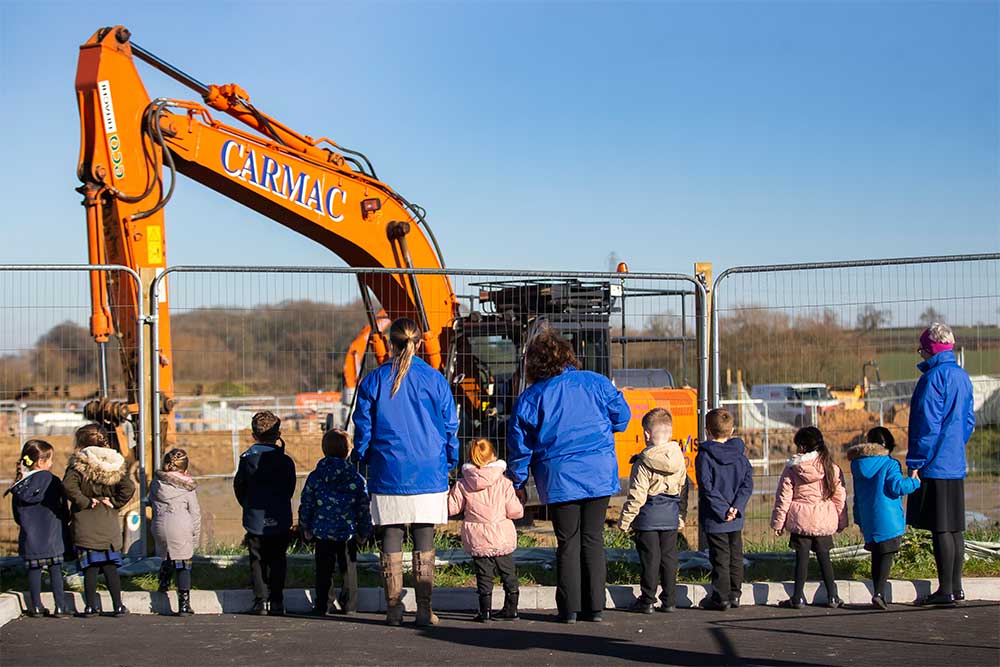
[448,439,523,622]
[150,448,201,616]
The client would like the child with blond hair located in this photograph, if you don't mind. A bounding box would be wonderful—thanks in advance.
[448,439,523,622]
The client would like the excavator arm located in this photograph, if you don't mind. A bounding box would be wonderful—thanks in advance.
[76,26,457,459]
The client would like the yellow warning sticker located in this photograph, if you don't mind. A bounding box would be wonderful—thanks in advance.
[146,225,163,266]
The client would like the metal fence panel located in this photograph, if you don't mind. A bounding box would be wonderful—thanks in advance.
[711,253,1000,545]
[0,265,146,556]
[150,266,708,548]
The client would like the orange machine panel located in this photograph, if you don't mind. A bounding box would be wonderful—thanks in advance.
[615,387,699,483]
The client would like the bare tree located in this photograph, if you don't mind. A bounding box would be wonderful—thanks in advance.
[856,305,891,332]
[919,306,945,327]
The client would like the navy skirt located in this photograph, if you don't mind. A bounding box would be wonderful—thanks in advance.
[906,478,965,533]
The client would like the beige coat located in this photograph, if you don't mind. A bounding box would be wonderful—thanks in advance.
[618,441,687,532]
[150,470,202,561]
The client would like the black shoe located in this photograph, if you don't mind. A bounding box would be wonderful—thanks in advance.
[26,606,49,618]
[729,595,742,609]
[49,606,70,619]
[268,603,285,616]
[656,604,676,613]
[474,594,492,622]
[558,611,577,624]
[630,599,654,614]
[177,590,194,617]
[113,605,129,618]
[954,589,965,603]
[495,593,519,621]
[582,611,604,622]
[778,597,805,610]
[157,563,172,593]
[917,591,956,607]
[825,596,844,609]
[872,594,887,610]
[249,598,267,616]
[309,605,329,617]
[699,596,730,611]
[76,606,99,618]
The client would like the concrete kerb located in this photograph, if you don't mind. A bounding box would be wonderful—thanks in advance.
[4,578,1000,626]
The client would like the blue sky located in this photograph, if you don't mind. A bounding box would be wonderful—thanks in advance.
[0,1,997,275]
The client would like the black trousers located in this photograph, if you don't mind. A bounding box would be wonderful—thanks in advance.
[635,530,678,606]
[315,539,359,612]
[246,533,289,604]
[705,531,744,602]
[472,554,519,597]
[790,533,837,600]
[549,496,609,614]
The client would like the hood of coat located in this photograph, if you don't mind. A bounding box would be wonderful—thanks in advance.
[7,469,53,500]
[153,470,197,492]
[699,437,746,465]
[69,446,126,486]
[847,444,895,480]
[785,450,826,483]
[312,456,358,487]
[460,460,507,492]
[636,441,682,474]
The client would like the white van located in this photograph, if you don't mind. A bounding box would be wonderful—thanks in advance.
[749,383,840,427]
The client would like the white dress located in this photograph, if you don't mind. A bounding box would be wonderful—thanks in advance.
[371,491,448,526]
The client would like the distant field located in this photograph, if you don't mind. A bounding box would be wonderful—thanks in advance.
[874,349,1000,381]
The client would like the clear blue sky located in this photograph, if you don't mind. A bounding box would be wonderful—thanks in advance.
[0,1,997,275]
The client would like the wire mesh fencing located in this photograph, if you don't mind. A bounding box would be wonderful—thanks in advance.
[0,265,146,555]
[711,253,1000,545]
[150,266,707,547]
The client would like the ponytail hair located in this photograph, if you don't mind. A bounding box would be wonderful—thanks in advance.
[388,318,421,397]
[469,439,497,468]
[793,426,837,499]
[74,423,109,451]
[12,439,54,487]
[866,426,895,453]
[162,448,190,473]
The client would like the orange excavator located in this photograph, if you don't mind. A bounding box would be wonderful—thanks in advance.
[75,26,699,488]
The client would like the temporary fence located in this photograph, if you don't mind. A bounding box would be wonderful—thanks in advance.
[148,265,708,546]
[0,265,148,556]
[711,252,1000,543]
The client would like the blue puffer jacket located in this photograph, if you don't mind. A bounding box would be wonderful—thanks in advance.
[906,351,976,479]
[849,443,920,545]
[9,470,69,560]
[299,457,373,542]
[695,438,754,534]
[507,368,631,505]
[353,357,459,495]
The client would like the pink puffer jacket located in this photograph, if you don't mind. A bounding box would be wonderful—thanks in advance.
[447,460,524,557]
[770,451,848,537]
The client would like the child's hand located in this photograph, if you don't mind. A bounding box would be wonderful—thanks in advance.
[302,529,313,542]
[100,497,114,509]
[774,528,783,537]
[678,517,686,530]
[89,498,99,508]
[725,507,738,522]
[910,468,919,479]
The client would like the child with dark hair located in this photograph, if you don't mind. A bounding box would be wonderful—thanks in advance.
[151,448,201,616]
[848,427,920,609]
[64,424,136,617]
[696,408,753,611]
[6,440,70,618]
[234,411,296,615]
[772,427,847,609]
[299,429,372,616]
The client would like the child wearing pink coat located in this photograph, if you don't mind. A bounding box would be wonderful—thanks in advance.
[448,439,524,622]
[771,427,848,609]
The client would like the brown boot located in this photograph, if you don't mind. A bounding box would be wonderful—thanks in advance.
[413,550,439,626]
[380,552,404,626]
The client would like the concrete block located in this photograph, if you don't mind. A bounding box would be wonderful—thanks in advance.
[607,585,639,609]
[534,586,557,610]
[432,587,476,611]
[0,593,21,628]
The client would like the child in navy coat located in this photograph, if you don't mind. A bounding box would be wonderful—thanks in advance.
[848,427,921,609]
[6,440,69,617]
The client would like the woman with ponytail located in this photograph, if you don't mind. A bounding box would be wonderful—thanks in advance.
[352,317,459,627]
[771,426,848,609]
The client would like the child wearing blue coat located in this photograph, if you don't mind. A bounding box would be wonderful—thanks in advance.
[848,427,920,609]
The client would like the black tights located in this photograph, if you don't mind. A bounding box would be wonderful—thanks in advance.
[84,564,122,610]
[870,551,894,598]
[931,531,964,595]
[380,524,434,553]
[27,565,66,610]
[791,535,837,601]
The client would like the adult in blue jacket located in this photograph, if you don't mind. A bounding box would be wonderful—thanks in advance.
[353,317,458,627]
[508,328,631,623]
[848,427,921,608]
[905,323,975,606]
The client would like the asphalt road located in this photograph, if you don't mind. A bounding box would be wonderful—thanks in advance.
[2,602,997,666]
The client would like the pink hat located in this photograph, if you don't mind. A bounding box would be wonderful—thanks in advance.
[919,329,954,356]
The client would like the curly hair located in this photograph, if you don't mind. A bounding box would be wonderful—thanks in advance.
[74,423,109,451]
[525,328,580,383]
[251,411,281,442]
[162,448,190,473]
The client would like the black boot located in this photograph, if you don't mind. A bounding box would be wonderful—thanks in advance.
[496,592,519,621]
[157,562,172,593]
[473,594,492,622]
[177,590,194,616]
